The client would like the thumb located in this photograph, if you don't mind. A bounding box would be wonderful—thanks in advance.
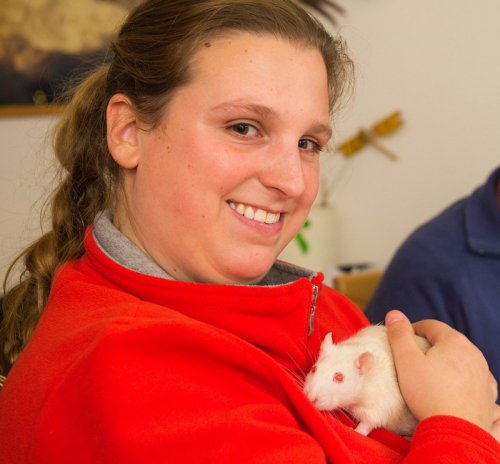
[385,310,422,363]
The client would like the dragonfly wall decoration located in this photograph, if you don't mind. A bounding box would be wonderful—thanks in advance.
[336,111,404,162]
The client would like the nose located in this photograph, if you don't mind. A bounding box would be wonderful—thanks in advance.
[259,142,307,198]
[306,393,319,406]
[303,383,317,403]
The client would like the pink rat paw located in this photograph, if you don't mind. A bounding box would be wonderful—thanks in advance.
[354,422,374,436]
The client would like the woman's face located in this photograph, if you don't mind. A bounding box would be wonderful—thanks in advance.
[115,33,331,284]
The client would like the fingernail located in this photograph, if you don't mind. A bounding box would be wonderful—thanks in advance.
[386,310,404,326]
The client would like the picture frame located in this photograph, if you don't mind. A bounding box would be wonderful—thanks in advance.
[0,0,141,117]
[0,0,343,117]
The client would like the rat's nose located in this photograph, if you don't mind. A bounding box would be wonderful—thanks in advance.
[306,393,318,405]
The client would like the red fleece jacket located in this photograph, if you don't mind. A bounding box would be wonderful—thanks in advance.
[0,228,499,463]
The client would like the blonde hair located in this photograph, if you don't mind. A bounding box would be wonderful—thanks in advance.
[0,0,353,376]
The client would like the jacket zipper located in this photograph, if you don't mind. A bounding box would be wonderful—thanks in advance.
[308,283,319,336]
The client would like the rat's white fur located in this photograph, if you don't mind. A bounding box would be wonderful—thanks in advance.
[303,325,430,436]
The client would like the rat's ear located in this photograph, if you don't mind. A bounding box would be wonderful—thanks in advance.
[107,93,140,169]
[354,352,374,376]
[319,333,334,355]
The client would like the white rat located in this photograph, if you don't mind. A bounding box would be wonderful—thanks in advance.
[303,325,431,437]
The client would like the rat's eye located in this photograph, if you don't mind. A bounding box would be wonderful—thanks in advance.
[333,372,344,383]
[311,365,317,374]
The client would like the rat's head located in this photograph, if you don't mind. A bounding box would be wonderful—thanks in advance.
[303,333,375,410]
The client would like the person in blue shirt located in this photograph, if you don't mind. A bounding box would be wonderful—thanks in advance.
[365,166,500,399]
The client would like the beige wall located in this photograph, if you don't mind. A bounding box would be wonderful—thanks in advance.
[0,115,57,284]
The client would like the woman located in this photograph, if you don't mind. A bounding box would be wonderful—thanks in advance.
[0,0,499,462]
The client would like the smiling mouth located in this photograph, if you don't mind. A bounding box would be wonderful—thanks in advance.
[229,202,281,224]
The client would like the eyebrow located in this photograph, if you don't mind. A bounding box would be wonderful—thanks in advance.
[210,101,277,119]
[310,122,333,140]
[210,101,332,139]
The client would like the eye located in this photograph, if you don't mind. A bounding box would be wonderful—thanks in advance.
[333,372,344,383]
[229,123,258,137]
[311,365,317,374]
[298,138,322,154]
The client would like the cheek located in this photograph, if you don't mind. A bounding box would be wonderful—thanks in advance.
[296,163,320,212]
[305,162,320,197]
[131,140,189,217]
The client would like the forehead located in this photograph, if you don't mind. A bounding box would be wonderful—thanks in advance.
[182,32,331,124]
[191,32,326,85]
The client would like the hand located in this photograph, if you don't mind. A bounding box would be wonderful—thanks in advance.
[385,310,498,434]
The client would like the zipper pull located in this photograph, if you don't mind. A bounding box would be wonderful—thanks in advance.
[308,284,319,337]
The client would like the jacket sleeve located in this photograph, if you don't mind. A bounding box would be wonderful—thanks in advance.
[404,416,500,463]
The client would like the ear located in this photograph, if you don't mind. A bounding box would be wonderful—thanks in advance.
[354,352,374,376]
[107,93,140,169]
[319,333,334,355]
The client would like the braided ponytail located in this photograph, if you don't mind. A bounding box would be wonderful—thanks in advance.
[0,66,117,375]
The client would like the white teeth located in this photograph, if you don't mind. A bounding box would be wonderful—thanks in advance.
[265,213,278,224]
[254,209,267,222]
[229,202,280,224]
[236,203,245,215]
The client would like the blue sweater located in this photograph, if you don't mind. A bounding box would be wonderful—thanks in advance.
[366,167,500,396]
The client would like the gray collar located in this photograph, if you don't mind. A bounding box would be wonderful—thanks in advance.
[92,209,316,286]
[93,210,173,279]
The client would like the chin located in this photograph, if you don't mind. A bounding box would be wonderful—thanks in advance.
[215,245,282,284]
[225,261,275,285]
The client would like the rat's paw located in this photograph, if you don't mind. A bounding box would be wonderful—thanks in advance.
[353,422,373,436]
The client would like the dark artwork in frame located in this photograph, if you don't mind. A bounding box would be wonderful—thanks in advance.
[0,0,344,116]
[0,0,142,116]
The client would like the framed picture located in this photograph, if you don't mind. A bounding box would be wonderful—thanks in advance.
[0,0,141,116]
[0,0,343,117]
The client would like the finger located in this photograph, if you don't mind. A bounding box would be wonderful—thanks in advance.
[411,318,456,346]
[385,310,425,361]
